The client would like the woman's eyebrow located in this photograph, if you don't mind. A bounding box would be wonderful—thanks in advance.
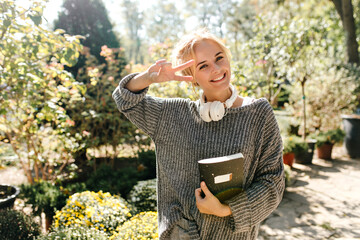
[196,52,223,67]
[215,51,223,57]
[197,60,206,67]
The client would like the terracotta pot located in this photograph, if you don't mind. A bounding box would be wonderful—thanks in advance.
[317,143,334,160]
[283,153,295,167]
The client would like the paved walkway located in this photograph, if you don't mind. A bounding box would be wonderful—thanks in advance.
[259,146,360,240]
[0,165,27,186]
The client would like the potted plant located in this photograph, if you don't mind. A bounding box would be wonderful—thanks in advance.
[315,128,345,160]
[292,136,316,164]
[283,136,297,167]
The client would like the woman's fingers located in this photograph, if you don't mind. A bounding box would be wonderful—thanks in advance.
[172,59,195,72]
[173,75,193,82]
[195,188,202,199]
[151,59,194,83]
[156,59,167,65]
[200,181,213,197]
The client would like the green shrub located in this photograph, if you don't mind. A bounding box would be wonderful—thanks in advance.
[20,181,68,220]
[291,136,309,155]
[110,211,158,240]
[128,178,157,213]
[59,182,88,197]
[0,209,40,240]
[85,164,139,198]
[137,149,156,180]
[315,128,345,147]
[38,226,107,240]
[53,191,132,235]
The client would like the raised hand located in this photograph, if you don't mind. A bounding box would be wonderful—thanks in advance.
[147,59,195,83]
[125,59,195,93]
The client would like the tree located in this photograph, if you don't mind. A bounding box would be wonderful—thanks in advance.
[183,0,257,59]
[146,0,185,43]
[331,0,359,64]
[121,0,144,63]
[226,0,256,59]
[54,0,120,75]
[67,46,146,166]
[0,0,83,183]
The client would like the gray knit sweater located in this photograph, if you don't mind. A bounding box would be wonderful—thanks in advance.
[112,73,285,240]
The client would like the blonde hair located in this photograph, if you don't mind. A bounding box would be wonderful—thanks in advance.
[171,29,232,86]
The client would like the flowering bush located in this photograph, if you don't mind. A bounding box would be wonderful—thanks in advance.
[110,211,158,240]
[53,191,132,235]
[128,178,157,213]
[38,226,108,240]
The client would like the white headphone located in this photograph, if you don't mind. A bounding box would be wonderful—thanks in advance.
[199,84,238,122]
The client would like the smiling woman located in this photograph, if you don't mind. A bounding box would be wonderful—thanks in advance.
[112,29,284,240]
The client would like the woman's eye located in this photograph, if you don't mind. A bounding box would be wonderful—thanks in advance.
[216,56,223,61]
[199,64,207,70]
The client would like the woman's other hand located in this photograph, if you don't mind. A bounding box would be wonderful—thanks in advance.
[147,59,194,83]
[195,181,232,217]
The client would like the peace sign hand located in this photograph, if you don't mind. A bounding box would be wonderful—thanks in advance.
[147,59,195,84]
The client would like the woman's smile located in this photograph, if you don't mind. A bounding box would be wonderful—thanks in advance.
[211,72,226,82]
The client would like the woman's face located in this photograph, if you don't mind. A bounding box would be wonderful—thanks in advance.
[193,40,231,99]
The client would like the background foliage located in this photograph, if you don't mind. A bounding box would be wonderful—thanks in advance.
[0,0,84,183]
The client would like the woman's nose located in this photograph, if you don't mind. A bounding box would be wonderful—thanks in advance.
[212,63,221,73]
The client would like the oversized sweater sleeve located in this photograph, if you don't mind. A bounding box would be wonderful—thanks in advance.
[112,73,163,140]
[225,103,285,233]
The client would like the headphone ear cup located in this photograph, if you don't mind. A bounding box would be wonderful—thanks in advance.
[209,101,225,121]
[199,102,212,122]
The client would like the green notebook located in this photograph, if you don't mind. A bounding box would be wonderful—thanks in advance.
[198,152,244,203]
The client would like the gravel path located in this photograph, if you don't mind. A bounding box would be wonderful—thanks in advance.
[0,166,27,186]
[259,146,360,240]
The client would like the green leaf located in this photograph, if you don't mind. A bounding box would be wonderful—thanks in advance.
[3,19,11,28]
[30,15,42,26]
[0,108,7,115]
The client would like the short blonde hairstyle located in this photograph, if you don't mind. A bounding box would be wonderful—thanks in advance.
[172,29,232,86]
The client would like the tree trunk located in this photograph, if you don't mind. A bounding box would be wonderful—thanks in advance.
[332,0,359,64]
[301,78,307,141]
[45,214,52,231]
[342,0,359,64]
[332,0,343,20]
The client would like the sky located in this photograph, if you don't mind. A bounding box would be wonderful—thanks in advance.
[41,0,131,32]
[11,0,152,32]
[37,0,189,37]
